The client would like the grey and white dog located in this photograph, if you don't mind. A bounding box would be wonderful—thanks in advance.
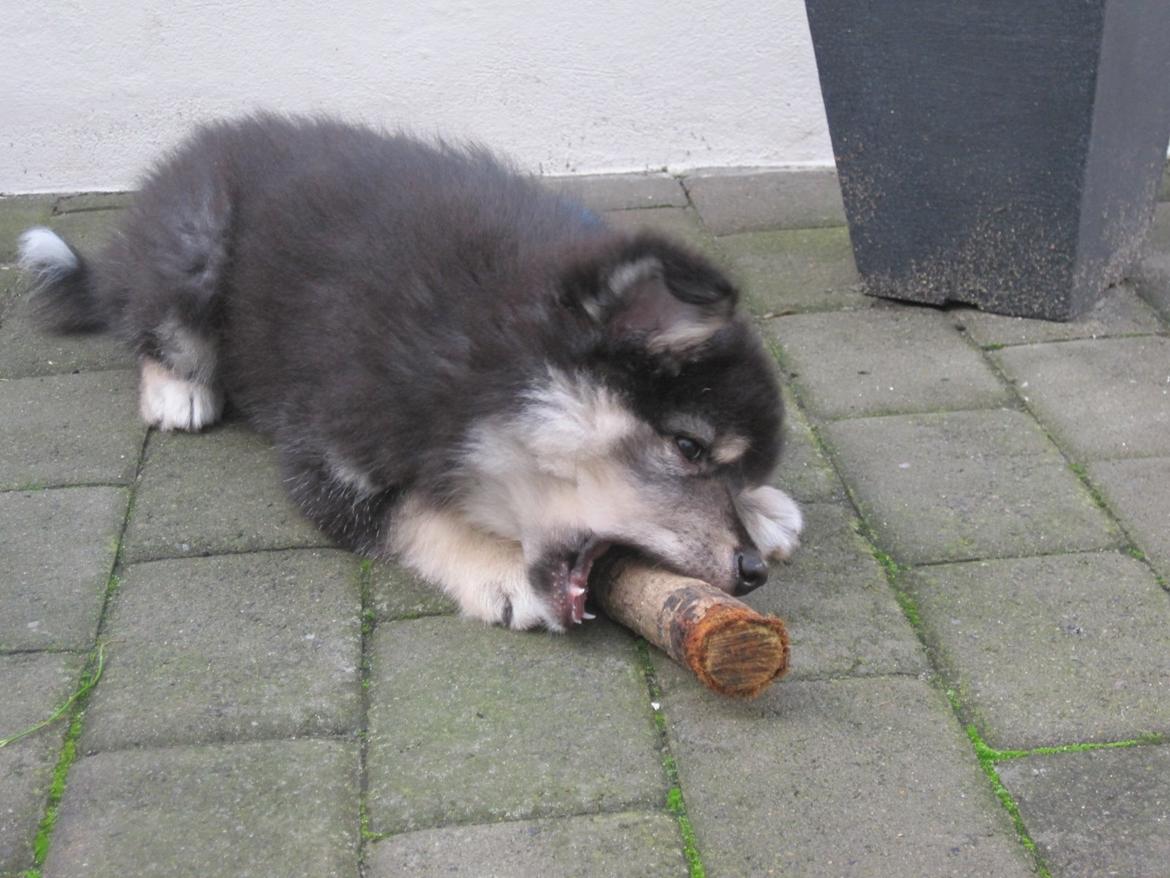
[19,114,802,631]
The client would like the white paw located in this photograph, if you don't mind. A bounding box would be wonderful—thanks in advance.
[388,500,561,631]
[138,358,223,431]
[735,485,803,561]
[457,579,560,632]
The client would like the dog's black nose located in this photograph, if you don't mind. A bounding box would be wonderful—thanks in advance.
[734,550,769,595]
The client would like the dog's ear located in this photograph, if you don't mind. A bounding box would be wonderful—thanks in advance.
[563,240,738,355]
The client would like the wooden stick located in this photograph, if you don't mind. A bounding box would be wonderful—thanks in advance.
[593,558,790,698]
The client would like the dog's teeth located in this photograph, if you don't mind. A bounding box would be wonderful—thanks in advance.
[582,611,596,620]
[569,586,586,597]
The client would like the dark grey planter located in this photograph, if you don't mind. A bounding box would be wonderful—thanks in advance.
[804,0,1170,320]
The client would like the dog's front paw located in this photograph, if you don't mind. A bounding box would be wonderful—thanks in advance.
[735,485,803,561]
[458,581,559,632]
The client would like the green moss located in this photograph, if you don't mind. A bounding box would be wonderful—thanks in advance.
[970,725,1164,762]
[25,645,108,869]
[965,726,1047,875]
[0,643,106,749]
[1066,462,1113,514]
[635,640,706,878]
[960,723,1164,878]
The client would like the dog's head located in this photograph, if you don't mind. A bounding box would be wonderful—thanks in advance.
[461,233,801,630]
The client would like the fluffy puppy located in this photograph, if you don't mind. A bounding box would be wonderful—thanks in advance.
[19,114,802,631]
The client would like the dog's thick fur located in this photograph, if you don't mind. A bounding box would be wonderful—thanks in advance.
[19,114,802,631]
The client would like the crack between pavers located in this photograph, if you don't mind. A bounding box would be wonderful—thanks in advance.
[633,639,706,878]
[764,341,1056,876]
[973,328,1169,350]
[49,205,125,217]
[66,727,362,760]
[0,647,91,658]
[0,364,141,383]
[809,400,1031,425]
[675,175,715,243]
[21,425,150,874]
[118,541,340,567]
[974,337,1170,594]
[907,544,1138,570]
[0,481,134,495]
[356,558,376,877]
[972,729,1167,763]
[364,801,671,845]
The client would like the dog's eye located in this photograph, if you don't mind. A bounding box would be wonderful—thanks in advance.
[674,435,706,462]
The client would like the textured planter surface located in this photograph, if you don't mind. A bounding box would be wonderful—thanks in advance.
[806,0,1170,320]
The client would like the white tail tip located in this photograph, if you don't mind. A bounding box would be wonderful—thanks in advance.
[18,227,78,276]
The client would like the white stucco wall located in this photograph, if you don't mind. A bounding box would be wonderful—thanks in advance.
[1,1,834,193]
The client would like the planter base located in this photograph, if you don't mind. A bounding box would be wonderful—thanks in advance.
[806,0,1170,321]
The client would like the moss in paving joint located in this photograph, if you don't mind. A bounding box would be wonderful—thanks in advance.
[356,555,382,861]
[0,643,106,751]
[634,639,706,878]
[27,430,147,867]
[1066,462,1112,514]
[962,723,1052,877]
[969,726,1165,763]
[24,643,107,872]
[846,475,1051,873]
[1066,464,1169,589]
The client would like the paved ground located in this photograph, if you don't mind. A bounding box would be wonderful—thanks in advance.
[1,167,1169,878]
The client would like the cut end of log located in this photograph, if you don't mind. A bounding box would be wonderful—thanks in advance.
[684,605,790,698]
[592,558,791,699]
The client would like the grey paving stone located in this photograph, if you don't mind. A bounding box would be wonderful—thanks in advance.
[905,552,1170,749]
[366,811,686,878]
[0,195,54,263]
[0,652,84,876]
[998,746,1170,878]
[719,227,867,315]
[366,617,663,834]
[825,410,1122,564]
[684,168,847,234]
[994,337,1170,461]
[769,309,1011,419]
[0,488,126,651]
[0,370,144,490]
[0,269,132,378]
[42,738,359,878]
[1089,457,1170,579]
[543,173,687,211]
[121,423,329,563]
[603,207,719,256]
[369,560,456,621]
[744,502,926,679]
[651,670,1035,878]
[771,393,844,503]
[82,549,362,753]
[953,283,1164,348]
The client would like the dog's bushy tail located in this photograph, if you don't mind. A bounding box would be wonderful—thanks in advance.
[17,227,107,333]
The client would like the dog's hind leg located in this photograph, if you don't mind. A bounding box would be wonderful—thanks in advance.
[278,442,396,557]
[110,146,236,432]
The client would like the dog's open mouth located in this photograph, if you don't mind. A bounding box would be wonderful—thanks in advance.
[556,535,614,626]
